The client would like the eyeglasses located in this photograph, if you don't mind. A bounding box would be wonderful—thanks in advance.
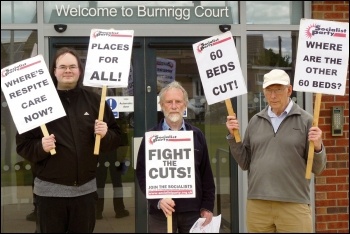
[56,65,78,71]
[264,87,287,95]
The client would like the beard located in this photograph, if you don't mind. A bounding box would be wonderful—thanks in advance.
[164,112,182,123]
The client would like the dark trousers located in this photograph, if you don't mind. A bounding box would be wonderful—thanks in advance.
[96,150,125,214]
[36,192,97,233]
[148,211,199,233]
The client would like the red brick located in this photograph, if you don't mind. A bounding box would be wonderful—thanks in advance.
[337,184,349,192]
[334,5,349,11]
[324,11,345,17]
[313,5,334,11]
[317,214,338,222]
[322,95,337,101]
[325,147,347,153]
[316,177,327,184]
[316,184,337,191]
[338,230,350,233]
[326,154,336,161]
[327,206,348,214]
[327,191,348,199]
[327,221,349,229]
[323,139,336,146]
[316,222,327,231]
[316,199,337,206]
[337,168,349,176]
[335,139,350,146]
[337,154,349,160]
[335,95,350,101]
[326,176,347,184]
[337,199,349,206]
[338,214,349,221]
[316,192,327,199]
[322,1,348,4]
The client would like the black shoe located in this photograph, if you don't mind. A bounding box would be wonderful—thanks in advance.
[26,211,37,222]
[96,212,103,220]
[115,209,129,218]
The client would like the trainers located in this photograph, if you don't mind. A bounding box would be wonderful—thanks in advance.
[115,209,129,218]
[96,212,103,220]
[26,211,37,222]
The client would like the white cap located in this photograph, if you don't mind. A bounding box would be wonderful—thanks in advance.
[263,69,290,88]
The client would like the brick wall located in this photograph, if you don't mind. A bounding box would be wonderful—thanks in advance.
[312,1,349,233]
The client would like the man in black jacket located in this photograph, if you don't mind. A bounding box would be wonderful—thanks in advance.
[136,81,215,233]
[16,47,122,233]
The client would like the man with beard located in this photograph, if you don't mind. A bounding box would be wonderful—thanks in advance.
[136,81,215,233]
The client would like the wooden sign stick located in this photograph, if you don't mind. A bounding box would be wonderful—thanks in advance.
[305,93,322,179]
[94,85,107,155]
[40,124,56,155]
[167,214,172,233]
[225,99,241,142]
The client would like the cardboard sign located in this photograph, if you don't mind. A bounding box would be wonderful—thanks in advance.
[193,31,247,105]
[145,130,195,199]
[1,55,66,134]
[83,29,134,88]
[294,19,349,95]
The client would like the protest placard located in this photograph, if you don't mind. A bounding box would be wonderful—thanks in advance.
[1,55,66,134]
[83,29,134,88]
[294,19,348,95]
[193,31,247,141]
[293,19,349,178]
[83,28,134,154]
[1,55,66,154]
[144,131,196,199]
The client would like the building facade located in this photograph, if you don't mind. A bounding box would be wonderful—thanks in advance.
[1,1,348,233]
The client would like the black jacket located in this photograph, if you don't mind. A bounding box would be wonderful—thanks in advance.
[16,86,122,186]
[136,119,215,214]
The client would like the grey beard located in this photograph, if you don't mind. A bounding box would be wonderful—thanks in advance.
[166,113,182,122]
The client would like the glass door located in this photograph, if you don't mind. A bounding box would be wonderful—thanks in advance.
[49,36,238,233]
[49,37,143,233]
[136,37,238,233]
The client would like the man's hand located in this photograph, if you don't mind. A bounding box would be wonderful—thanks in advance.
[159,198,175,217]
[42,134,56,153]
[95,120,108,138]
[200,209,213,227]
[308,126,323,152]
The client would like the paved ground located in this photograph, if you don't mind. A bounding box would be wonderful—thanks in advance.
[1,198,135,233]
[1,185,135,233]
[1,180,232,233]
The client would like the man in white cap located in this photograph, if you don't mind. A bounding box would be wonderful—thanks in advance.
[225,69,326,232]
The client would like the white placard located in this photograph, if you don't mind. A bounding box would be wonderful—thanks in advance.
[145,131,195,199]
[193,31,247,105]
[1,55,66,134]
[294,19,349,95]
[83,29,134,88]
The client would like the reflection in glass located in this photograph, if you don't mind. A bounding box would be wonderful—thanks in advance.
[1,29,39,233]
[246,1,303,25]
[156,49,206,126]
[1,1,37,23]
[155,47,233,232]
[246,31,299,120]
[1,29,38,172]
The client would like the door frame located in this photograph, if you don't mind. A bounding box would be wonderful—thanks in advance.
[48,37,239,233]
